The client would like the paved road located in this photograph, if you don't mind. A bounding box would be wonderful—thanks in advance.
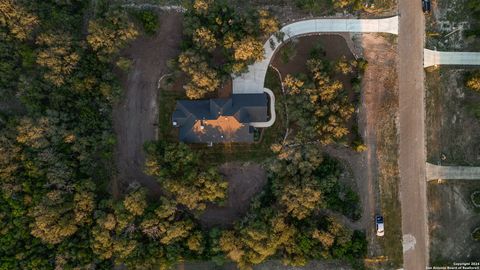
[424,49,480,67]
[233,16,399,94]
[398,0,429,269]
[426,163,480,180]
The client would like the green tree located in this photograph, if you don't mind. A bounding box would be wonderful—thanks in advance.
[145,142,228,211]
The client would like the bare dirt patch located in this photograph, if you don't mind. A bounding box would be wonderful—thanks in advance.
[199,162,267,228]
[271,34,357,78]
[428,180,480,265]
[112,11,183,198]
[426,67,480,166]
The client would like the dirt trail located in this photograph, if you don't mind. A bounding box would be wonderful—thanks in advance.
[112,12,183,197]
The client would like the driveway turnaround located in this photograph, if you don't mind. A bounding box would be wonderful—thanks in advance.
[424,49,480,67]
[250,88,276,128]
[426,163,480,180]
[232,16,399,94]
[398,0,429,268]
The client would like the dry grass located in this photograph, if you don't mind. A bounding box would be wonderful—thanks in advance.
[374,67,402,268]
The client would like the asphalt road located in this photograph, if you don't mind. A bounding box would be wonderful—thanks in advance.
[398,0,429,269]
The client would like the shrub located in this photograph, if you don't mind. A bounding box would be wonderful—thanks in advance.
[132,9,159,36]
[472,227,480,241]
[471,191,480,207]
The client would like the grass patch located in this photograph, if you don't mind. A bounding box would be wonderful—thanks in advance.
[376,67,403,269]
[158,88,185,140]
[376,108,403,268]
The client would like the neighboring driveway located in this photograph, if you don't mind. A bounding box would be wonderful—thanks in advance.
[426,163,480,180]
[397,0,429,268]
[424,49,480,67]
[232,16,399,94]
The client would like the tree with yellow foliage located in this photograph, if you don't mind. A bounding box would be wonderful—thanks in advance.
[466,72,480,92]
[36,32,80,86]
[123,188,148,216]
[140,198,194,244]
[178,50,220,99]
[144,142,228,211]
[29,190,79,244]
[285,57,355,144]
[0,0,38,40]
[87,9,138,61]
[193,27,217,51]
[219,211,296,270]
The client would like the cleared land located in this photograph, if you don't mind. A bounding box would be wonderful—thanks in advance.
[428,180,480,265]
[199,162,267,228]
[112,12,184,197]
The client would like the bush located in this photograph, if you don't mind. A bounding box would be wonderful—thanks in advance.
[471,191,480,207]
[132,9,159,36]
[472,227,480,241]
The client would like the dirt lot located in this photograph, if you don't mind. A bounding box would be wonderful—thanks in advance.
[112,11,183,197]
[271,34,356,74]
[426,67,480,166]
[428,180,480,265]
[199,162,267,228]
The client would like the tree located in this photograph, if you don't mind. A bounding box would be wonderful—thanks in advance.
[36,32,80,86]
[123,188,148,216]
[284,58,355,144]
[258,10,279,36]
[140,198,194,244]
[466,72,480,92]
[279,182,323,220]
[87,9,138,61]
[178,50,220,99]
[145,142,228,211]
[0,0,39,40]
[193,27,217,51]
[29,190,79,244]
[219,211,296,269]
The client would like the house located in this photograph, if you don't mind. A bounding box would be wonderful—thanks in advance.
[172,93,268,143]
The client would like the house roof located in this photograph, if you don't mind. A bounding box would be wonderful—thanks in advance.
[172,93,268,143]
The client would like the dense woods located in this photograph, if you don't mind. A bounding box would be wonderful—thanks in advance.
[0,0,366,269]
